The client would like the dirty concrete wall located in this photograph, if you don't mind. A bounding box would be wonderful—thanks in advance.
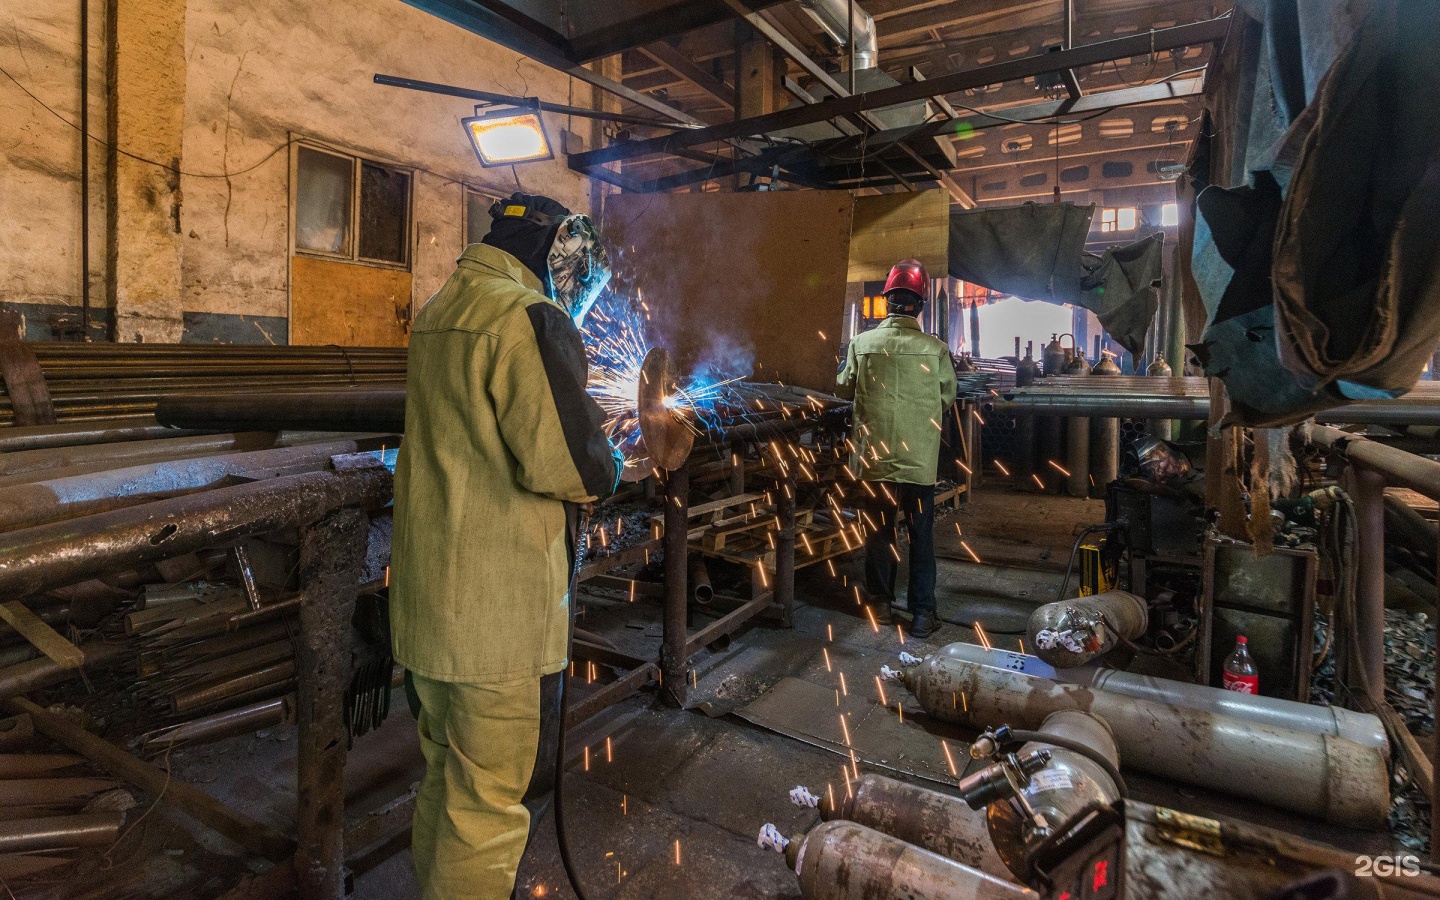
[178,0,596,343]
[1,0,596,343]
[0,1,109,339]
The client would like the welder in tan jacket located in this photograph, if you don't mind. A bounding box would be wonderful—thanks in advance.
[390,192,620,899]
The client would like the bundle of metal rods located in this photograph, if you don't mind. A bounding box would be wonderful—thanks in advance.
[0,721,131,879]
[0,343,406,426]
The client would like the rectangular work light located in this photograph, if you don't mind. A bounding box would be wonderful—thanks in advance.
[462,108,554,167]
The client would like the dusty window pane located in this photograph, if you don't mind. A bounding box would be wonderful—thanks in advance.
[295,147,352,255]
[465,190,491,247]
[359,163,409,264]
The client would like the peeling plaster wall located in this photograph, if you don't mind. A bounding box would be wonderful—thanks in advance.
[178,0,595,342]
[0,1,108,338]
[1,0,596,343]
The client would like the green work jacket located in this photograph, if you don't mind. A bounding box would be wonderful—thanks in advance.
[836,315,958,486]
[390,244,618,683]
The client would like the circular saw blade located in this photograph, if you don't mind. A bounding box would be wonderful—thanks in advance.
[637,347,694,472]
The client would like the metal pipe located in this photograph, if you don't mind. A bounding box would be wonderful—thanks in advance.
[1064,416,1089,497]
[825,774,1012,879]
[994,388,1440,428]
[776,474,797,627]
[786,820,1035,899]
[0,431,280,480]
[156,389,406,434]
[0,438,380,533]
[896,654,1390,827]
[1027,591,1147,668]
[1311,425,1440,501]
[141,696,291,752]
[689,556,713,605]
[1091,416,1119,496]
[0,812,122,853]
[0,464,391,600]
[0,417,202,453]
[934,642,1388,750]
[295,508,367,900]
[662,459,690,706]
[0,639,126,702]
[798,0,877,69]
[1351,466,1387,704]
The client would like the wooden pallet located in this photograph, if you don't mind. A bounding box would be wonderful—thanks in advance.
[700,507,814,552]
[693,519,853,574]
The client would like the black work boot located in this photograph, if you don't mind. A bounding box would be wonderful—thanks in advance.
[908,611,939,639]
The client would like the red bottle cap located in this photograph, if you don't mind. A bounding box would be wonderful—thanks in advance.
[1236,636,1247,644]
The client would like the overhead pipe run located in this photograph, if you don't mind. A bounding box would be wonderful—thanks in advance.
[890,653,1390,828]
[797,0,877,69]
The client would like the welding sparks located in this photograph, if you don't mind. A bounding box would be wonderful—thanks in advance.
[823,648,832,672]
[1031,474,1046,490]
[839,713,853,746]
[992,460,1010,477]
[875,676,887,705]
[974,621,993,650]
[959,540,981,564]
[674,840,682,866]
[864,605,880,632]
[942,739,958,776]
[1047,459,1071,477]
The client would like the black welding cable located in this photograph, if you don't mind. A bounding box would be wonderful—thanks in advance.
[1007,729,1128,800]
[554,510,591,900]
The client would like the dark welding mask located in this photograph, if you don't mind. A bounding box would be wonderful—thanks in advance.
[486,195,612,327]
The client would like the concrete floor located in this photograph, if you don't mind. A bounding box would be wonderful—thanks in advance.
[54,489,1406,898]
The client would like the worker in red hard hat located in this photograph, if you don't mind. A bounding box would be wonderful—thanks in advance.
[836,259,957,638]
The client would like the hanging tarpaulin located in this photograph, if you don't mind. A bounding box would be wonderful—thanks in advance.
[1271,0,1440,396]
[1077,233,1164,357]
[947,202,1092,305]
[948,202,1165,356]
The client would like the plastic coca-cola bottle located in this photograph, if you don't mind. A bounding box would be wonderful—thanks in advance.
[1222,636,1259,694]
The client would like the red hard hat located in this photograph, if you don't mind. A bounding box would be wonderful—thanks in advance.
[883,259,929,301]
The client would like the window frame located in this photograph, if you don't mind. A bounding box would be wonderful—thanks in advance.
[289,138,415,272]
[462,185,501,250]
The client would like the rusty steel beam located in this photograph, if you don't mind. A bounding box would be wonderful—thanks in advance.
[661,459,690,706]
[294,508,368,900]
[569,17,1229,170]
[0,465,392,600]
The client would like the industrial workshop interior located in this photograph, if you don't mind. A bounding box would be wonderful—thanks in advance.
[3,0,1440,897]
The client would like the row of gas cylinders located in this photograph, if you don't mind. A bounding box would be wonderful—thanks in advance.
[1014,334,1173,386]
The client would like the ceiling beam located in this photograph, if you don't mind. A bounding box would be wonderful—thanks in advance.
[568,17,1227,171]
[636,41,736,110]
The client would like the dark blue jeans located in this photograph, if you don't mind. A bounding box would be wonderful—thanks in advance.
[863,482,937,617]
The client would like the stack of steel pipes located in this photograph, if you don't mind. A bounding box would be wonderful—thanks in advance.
[0,343,406,426]
[0,718,131,880]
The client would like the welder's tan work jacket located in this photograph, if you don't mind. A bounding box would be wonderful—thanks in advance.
[390,244,618,683]
[836,315,957,486]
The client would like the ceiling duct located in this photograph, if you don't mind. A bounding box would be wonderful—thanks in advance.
[797,0,877,69]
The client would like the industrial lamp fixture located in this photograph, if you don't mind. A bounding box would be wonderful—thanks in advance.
[462,103,554,167]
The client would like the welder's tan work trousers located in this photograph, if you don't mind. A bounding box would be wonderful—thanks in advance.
[410,673,542,900]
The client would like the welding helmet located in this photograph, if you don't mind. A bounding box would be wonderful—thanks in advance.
[883,259,929,315]
[484,192,612,326]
